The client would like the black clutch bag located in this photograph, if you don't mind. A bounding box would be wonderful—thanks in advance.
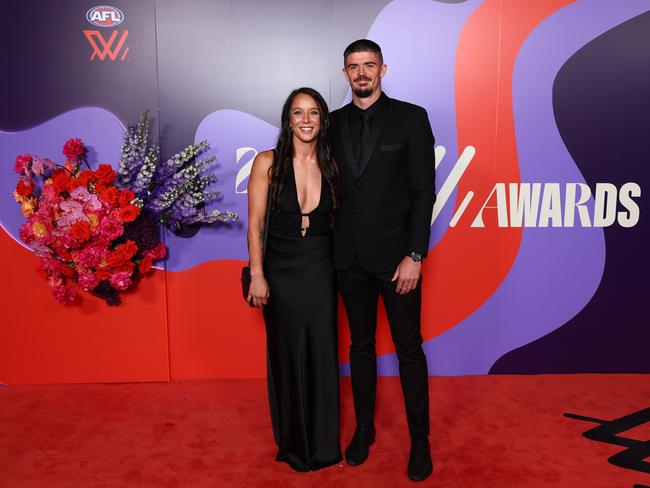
[241,265,252,302]
[242,184,272,307]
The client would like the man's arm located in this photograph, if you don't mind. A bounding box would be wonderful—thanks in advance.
[406,106,436,258]
[392,106,436,294]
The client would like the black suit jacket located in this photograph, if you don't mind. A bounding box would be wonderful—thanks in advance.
[332,94,436,273]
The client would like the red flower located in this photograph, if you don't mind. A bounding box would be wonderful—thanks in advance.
[106,251,127,268]
[55,245,73,262]
[94,164,116,185]
[139,255,153,274]
[58,261,76,278]
[98,186,119,206]
[118,240,138,260]
[114,262,135,273]
[119,205,140,223]
[146,242,167,260]
[96,269,111,281]
[69,170,97,191]
[15,179,33,197]
[71,221,91,242]
[63,138,86,161]
[14,154,32,175]
[119,188,135,207]
[52,169,71,193]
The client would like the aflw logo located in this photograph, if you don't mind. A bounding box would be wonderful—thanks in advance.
[83,6,129,61]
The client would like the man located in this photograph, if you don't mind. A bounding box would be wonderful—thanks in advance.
[331,39,436,482]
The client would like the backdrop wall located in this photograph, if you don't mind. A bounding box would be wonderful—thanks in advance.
[1,0,648,384]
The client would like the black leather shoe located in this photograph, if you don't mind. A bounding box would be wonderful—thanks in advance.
[408,438,433,481]
[345,426,376,466]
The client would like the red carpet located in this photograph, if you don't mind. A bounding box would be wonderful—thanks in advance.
[1,376,648,487]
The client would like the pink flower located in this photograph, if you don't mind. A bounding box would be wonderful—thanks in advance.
[47,275,63,288]
[31,242,53,257]
[51,229,77,249]
[69,186,91,201]
[41,183,62,208]
[52,284,78,304]
[72,244,109,269]
[57,199,86,228]
[14,154,32,175]
[24,214,53,245]
[69,186,103,213]
[109,270,133,291]
[39,257,62,278]
[19,222,34,244]
[98,215,124,240]
[78,272,100,291]
[31,157,45,175]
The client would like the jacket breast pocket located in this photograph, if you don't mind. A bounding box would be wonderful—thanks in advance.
[380,143,406,152]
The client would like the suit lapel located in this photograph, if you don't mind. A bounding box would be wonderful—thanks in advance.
[356,97,390,180]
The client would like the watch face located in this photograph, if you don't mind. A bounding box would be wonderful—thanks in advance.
[409,252,422,262]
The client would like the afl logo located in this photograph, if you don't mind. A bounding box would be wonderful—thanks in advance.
[86,6,125,27]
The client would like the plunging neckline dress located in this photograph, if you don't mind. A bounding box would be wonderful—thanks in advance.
[262,162,342,472]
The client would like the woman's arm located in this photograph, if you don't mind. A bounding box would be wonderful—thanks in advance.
[246,150,274,308]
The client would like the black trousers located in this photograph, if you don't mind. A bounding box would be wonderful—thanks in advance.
[337,257,430,440]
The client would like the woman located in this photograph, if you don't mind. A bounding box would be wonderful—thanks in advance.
[246,87,342,472]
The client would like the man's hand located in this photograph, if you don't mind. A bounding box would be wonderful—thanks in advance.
[391,256,422,295]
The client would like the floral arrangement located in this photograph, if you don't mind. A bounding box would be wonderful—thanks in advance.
[13,112,236,305]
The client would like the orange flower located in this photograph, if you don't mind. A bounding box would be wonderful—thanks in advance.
[21,198,38,216]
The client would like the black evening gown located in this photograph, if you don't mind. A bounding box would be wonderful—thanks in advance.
[262,165,342,472]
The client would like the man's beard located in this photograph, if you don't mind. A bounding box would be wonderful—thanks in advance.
[352,77,374,98]
[352,86,373,98]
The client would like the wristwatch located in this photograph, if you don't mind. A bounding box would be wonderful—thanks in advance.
[407,251,423,262]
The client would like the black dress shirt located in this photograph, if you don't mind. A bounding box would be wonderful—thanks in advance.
[348,92,389,168]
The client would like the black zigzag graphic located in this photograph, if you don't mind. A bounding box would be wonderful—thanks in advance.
[565,407,650,483]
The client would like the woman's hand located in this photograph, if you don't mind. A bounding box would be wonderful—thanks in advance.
[248,274,270,309]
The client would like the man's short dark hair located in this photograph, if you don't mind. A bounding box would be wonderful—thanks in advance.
[343,39,383,66]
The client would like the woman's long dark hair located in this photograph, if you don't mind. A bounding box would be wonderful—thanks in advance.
[269,87,339,212]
